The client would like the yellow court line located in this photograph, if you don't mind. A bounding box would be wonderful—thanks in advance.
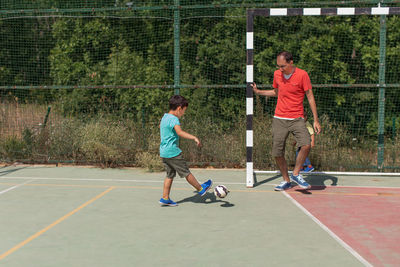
[0,186,115,261]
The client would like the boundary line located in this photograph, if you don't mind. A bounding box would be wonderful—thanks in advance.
[0,176,246,185]
[0,180,33,196]
[2,176,400,189]
[1,182,400,197]
[254,170,400,176]
[0,186,115,260]
[282,191,373,267]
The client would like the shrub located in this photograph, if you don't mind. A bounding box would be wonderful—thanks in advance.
[135,151,164,172]
[0,135,28,160]
[79,119,137,167]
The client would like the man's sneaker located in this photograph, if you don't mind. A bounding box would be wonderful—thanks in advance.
[198,179,213,196]
[290,173,311,189]
[159,198,178,206]
[274,181,292,191]
[302,166,315,173]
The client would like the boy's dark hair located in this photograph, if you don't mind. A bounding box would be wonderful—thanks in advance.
[277,51,293,63]
[169,95,189,110]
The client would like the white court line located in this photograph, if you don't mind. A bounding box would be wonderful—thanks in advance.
[1,176,400,189]
[282,191,373,267]
[0,180,33,195]
[254,170,400,176]
[0,176,246,185]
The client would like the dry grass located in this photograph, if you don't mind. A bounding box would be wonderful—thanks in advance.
[0,101,399,172]
[0,101,49,138]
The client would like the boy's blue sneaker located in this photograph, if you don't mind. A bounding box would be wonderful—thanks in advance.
[274,181,292,191]
[159,198,178,206]
[198,179,213,196]
[290,173,311,189]
[302,166,315,173]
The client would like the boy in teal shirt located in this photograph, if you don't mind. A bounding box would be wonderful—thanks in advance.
[159,95,212,206]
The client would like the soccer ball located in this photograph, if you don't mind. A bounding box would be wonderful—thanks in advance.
[214,185,229,198]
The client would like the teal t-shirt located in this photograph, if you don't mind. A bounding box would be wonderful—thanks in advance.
[160,113,182,158]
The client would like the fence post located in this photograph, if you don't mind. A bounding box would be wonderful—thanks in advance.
[173,0,180,95]
[42,106,51,129]
[393,117,396,167]
[377,13,387,170]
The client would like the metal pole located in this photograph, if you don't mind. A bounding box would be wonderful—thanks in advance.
[173,0,180,95]
[377,13,386,170]
[42,106,51,128]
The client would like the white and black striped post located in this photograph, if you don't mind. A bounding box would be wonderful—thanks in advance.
[245,6,400,188]
[246,10,254,187]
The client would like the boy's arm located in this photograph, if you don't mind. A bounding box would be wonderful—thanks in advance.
[174,125,201,147]
[311,134,315,147]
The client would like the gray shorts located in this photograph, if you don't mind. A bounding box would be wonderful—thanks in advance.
[272,117,311,157]
[162,154,191,179]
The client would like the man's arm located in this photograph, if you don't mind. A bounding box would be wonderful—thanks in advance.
[305,89,321,134]
[251,83,277,97]
[174,125,201,147]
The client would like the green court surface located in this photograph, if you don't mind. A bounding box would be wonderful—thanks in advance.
[0,165,399,266]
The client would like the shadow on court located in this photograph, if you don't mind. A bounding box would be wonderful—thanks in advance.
[306,174,338,186]
[176,192,235,207]
[0,166,28,176]
[253,172,339,194]
[253,173,282,187]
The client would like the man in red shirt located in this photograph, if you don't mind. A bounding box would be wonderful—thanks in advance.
[252,51,321,191]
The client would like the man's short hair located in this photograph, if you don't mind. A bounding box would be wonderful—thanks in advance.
[277,51,293,63]
[169,95,189,110]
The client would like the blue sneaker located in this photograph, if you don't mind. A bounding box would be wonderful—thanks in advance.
[290,173,311,189]
[274,181,292,191]
[198,179,213,196]
[159,198,178,206]
[302,166,314,173]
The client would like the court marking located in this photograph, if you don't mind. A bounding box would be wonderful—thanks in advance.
[1,182,400,198]
[282,191,373,267]
[0,176,245,185]
[2,175,400,189]
[0,186,115,261]
[0,179,33,196]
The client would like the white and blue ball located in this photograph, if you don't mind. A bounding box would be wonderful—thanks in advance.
[214,185,229,198]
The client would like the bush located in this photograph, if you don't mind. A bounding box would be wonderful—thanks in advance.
[135,151,164,172]
[79,119,137,167]
[0,135,28,160]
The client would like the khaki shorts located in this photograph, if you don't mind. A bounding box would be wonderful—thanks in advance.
[162,154,191,179]
[272,117,311,157]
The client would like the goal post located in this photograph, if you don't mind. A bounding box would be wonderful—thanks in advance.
[246,6,400,188]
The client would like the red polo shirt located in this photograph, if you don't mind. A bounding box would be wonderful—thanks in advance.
[272,67,312,119]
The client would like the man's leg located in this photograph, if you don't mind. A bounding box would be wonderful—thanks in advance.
[293,144,310,176]
[275,156,290,183]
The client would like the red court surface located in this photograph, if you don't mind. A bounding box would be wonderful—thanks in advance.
[287,186,400,267]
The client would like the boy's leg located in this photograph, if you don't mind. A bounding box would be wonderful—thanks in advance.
[185,173,202,191]
[186,173,212,196]
[162,177,174,199]
[304,156,311,166]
